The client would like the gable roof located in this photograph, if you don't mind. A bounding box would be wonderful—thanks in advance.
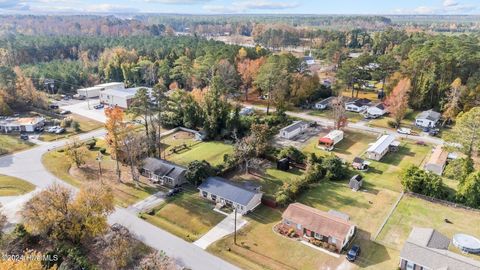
[366,134,396,155]
[426,145,448,167]
[282,203,354,242]
[198,177,261,206]
[416,109,441,122]
[352,157,365,164]
[316,96,335,106]
[280,120,307,133]
[368,103,385,111]
[401,228,480,270]
[347,98,371,108]
[143,158,186,180]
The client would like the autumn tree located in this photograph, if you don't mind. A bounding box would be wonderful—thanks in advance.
[234,123,271,173]
[331,96,347,130]
[13,66,48,109]
[385,78,411,128]
[105,106,125,181]
[21,183,114,244]
[64,136,88,168]
[139,251,177,270]
[101,225,134,269]
[254,57,290,114]
[215,59,241,97]
[120,126,146,186]
[237,57,265,101]
[445,107,480,157]
[442,78,464,125]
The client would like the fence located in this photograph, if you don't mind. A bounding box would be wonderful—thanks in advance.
[405,192,480,213]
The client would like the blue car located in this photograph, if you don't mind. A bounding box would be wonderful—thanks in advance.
[346,245,361,262]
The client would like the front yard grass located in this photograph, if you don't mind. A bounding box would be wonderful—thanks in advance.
[208,206,347,270]
[39,114,103,142]
[368,110,419,131]
[360,141,432,192]
[0,135,35,155]
[141,189,225,242]
[0,174,35,196]
[377,195,480,253]
[42,139,157,207]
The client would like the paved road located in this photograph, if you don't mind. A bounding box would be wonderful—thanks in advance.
[246,104,444,145]
[0,129,240,270]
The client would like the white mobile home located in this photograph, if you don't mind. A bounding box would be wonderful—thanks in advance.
[314,96,335,110]
[424,145,448,175]
[318,130,344,151]
[365,134,398,161]
[198,177,263,215]
[415,110,441,128]
[279,121,308,140]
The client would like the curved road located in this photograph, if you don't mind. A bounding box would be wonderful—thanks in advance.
[0,129,240,270]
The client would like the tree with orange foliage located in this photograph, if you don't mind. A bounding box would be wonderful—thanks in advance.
[385,78,411,128]
[105,106,125,182]
[237,57,266,101]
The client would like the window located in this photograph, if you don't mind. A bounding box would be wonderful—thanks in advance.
[406,261,414,270]
[331,238,337,244]
[211,194,217,200]
[296,223,302,230]
[314,233,321,239]
[202,191,207,198]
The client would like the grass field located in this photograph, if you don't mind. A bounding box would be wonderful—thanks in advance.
[162,132,234,166]
[0,135,35,155]
[208,206,347,270]
[303,130,376,161]
[232,167,304,197]
[0,174,35,196]
[299,181,400,235]
[141,189,225,242]
[42,139,157,207]
[377,195,480,251]
[368,110,419,131]
[39,114,103,141]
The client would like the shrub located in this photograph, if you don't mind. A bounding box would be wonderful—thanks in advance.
[61,117,73,128]
[387,120,397,128]
[70,121,80,132]
[99,148,107,154]
[277,146,306,164]
[84,139,96,150]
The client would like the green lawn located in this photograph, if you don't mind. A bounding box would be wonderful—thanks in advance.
[303,130,376,161]
[368,110,420,131]
[141,189,225,242]
[298,181,400,236]
[360,141,432,192]
[167,141,234,166]
[42,139,157,207]
[0,135,35,155]
[39,114,103,141]
[0,174,35,196]
[377,195,480,252]
[208,206,347,270]
[232,167,304,197]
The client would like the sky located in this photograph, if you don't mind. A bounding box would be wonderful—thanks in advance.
[0,0,479,15]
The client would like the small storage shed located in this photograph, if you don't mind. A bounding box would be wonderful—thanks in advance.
[277,158,290,171]
[349,175,363,191]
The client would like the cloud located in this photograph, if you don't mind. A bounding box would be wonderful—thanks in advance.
[413,6,435,14]
[145,0,211,4]
[394,0,478,14]
[85,4,140,13]
[0,0,29,10]
[443,0,458,7]
[204,0,300,13]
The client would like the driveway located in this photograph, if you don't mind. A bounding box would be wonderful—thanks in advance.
[60,99,107,123]
[0,129,240,270]
[127,190,166,214]
[194,212,247,249]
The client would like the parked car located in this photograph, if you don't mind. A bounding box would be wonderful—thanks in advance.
[47,126,59,133]
[59,110,71,115]
[429,128,439,136]
[20,133,29,140]
[166,187,182,197]
[397,128,412,135]
[55,128,66,134]
[49,104,59,109]
[93,104,104,109]
[346,245,361,262]
[35,126,44,133]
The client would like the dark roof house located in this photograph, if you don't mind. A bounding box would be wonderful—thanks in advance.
[142,158,187,187]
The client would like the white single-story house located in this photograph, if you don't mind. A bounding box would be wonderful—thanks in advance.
[95,82,125,91]
[77,86,104,98]
[365,134,399,161]
[424,145,449,175]
[198,177,263,215]
[366,103,387,118]
[141,158,187,187]
[303,56,315,65]
[0,117,45,133]
[99,87,152,109]
[415,109,441,128]
[314,96,335,110]
[279,120,309,140]
[345,98,371,112]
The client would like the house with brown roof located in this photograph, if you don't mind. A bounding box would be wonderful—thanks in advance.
[424,145,449,176]
[281,203,356,252]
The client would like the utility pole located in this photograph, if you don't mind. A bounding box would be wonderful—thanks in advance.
[234,207,237,245]
[96,152,103,184]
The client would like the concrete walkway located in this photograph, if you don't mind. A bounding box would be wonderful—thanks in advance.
[127,190,166,214]
[0,128,240,270]
[194,212,248,249]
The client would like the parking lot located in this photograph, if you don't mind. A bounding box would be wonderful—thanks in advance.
[273,125,325,149]
[59,98,107,123]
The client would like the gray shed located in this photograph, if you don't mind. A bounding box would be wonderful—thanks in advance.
[349,174,363,191]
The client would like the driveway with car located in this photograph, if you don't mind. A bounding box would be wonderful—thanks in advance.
[60,99,107,123]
